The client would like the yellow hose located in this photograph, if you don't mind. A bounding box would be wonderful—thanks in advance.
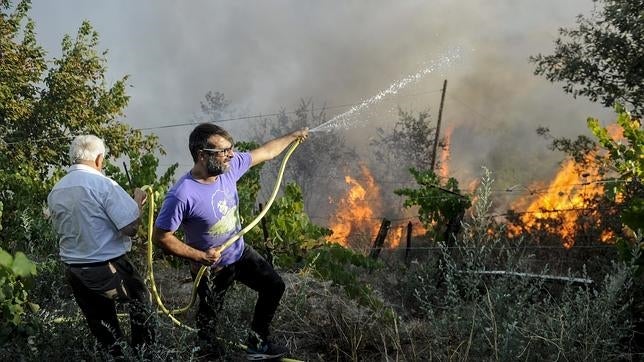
[141,184,198,330]
[142,139,303,359]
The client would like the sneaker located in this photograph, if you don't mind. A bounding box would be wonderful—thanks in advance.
[246,332,288,361]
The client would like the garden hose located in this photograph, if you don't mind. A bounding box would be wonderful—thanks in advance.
[140,183,198,331]
[141,138,302,329]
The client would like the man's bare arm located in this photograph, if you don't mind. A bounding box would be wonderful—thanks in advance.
[249,128,308,167]
[152,227,221,266]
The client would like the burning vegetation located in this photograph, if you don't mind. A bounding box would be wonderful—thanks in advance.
[507,123,627,248]
[325,121,634,252]
[327,164,426,249]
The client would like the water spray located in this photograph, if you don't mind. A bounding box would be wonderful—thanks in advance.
[310,48,463,134]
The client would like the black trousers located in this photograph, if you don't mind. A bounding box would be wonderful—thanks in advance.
[65,255,155,354]
[192,244,285,342]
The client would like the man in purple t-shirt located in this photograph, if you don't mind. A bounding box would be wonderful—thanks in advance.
[153,123,308,360]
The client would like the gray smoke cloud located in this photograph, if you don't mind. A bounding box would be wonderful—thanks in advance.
[31,0,614,220]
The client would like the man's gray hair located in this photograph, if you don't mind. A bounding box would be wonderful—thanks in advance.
[69,135,106,163]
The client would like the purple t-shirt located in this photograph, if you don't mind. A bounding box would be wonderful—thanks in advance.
[155,152,252,267]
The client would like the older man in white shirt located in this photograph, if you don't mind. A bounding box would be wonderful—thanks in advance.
[48,135,155,357]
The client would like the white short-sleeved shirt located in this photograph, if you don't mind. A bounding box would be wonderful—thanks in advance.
[47,164,139,264]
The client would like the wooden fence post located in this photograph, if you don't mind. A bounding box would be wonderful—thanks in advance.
[369,218,391,260]
[404,221,412,265]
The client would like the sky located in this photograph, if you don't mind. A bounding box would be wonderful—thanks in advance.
[28,1,615,217]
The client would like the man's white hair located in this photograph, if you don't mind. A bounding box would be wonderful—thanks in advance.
[69,135,106,163]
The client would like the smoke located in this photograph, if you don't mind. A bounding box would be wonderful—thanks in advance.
[31,0,614,216]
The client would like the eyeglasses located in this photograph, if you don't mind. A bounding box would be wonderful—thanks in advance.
[201,146,234,156]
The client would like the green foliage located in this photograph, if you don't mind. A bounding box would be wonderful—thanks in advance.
[588,104,643,181]
[400,168,636,359]
[3,164,641,361]
[245,182,331,268]
[264,183,330,267]
[530,0,644,116]
[0,247,38,342]
[587,105,643,285]
[588,104,643,233]
[0,1,166,254]
[232,140,331,269]
[531,105,641,249]
[235,140,263,222]
[105,154,176,194]
[395,168,471,241]
[104,153,178,245]
[305,243,381,306]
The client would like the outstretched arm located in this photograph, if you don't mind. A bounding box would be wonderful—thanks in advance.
[249,128,308,167]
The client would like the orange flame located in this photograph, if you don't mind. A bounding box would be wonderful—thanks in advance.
[508,156,602,247]
[328,164,381,247]
[508,123,625,247]
[384,221,428,249]
[328,165,425,249]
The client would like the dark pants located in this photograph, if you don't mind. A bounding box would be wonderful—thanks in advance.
[65,255,155,355]
[192,245,285,342]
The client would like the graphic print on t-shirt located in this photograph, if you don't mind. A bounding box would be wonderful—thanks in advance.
[208,189,239,237]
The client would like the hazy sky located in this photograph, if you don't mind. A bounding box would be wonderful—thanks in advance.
[29,1,614,201]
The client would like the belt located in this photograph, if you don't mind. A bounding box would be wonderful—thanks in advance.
[65,255,124,268]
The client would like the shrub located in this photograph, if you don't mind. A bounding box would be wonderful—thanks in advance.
[0,247,39,343]
[304,243,381,307]
[404,167,637,359]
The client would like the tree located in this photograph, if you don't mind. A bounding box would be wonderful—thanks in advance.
[530,0,644,116]
[588,104,643,237]
[512,105,640,253]
[371,108,439,172]
[0,246,38,343]
[588,104,643,353]
[200,90,230,122]
[0,1,168,254]
[370,107,447,218]
[527,0,642,250]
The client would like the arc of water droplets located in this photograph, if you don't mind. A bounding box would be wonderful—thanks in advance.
[310,48,463,133]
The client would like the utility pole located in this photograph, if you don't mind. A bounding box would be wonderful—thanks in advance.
[430,79,447,171]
